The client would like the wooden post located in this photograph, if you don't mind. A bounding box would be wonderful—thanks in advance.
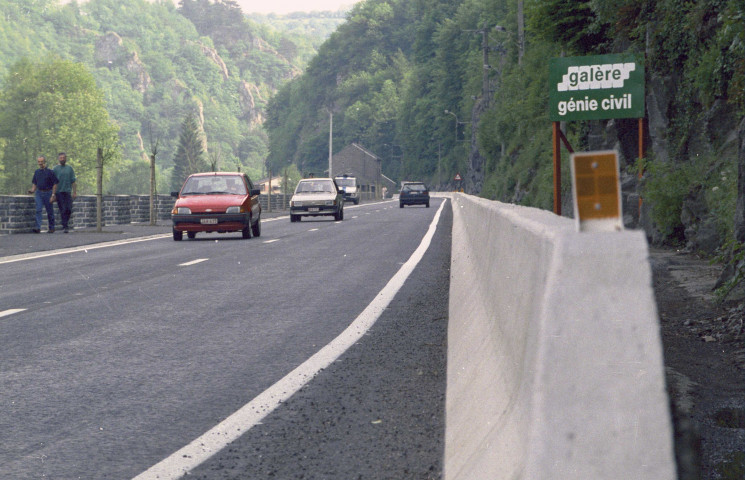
[149,153,156,225]
[283,168,289,210]
[552,122,561,215]
[268,169,272,213]
[96,147,103,232]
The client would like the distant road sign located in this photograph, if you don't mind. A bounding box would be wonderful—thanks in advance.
[454,173,462,181]
[549,53,644,121]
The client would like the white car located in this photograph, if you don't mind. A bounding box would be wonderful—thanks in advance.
[289,178,344,222]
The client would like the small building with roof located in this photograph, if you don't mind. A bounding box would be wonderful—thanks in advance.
[331,143,396,200]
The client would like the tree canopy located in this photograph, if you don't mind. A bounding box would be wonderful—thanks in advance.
[0,56,120,193]
[0,0,339,193]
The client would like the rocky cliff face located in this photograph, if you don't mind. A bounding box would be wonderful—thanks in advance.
[650,74,741,253]
[95,32,151,93]
[239,81,264,126]
[197,43,230,81]
[464,64,743,256]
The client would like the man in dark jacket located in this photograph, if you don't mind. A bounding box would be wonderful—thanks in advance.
[28,155,59,233]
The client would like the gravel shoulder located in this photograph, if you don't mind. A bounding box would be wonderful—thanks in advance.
[650,247,744,479]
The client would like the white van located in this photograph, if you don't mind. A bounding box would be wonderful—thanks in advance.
[334,174,360,204]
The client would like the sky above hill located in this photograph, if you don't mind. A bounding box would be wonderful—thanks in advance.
[235,0,359,14]
[56,0,360,15]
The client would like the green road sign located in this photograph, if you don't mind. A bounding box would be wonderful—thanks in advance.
[549,53,644,121]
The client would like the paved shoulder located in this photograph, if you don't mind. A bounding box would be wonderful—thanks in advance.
[0,224,172,258]
[0,212,288,258]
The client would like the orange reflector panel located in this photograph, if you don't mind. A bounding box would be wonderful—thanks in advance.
[570,151,623,232]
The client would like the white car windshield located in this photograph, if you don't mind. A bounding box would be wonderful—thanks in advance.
[335,178,355,187]
[296,181,335,194]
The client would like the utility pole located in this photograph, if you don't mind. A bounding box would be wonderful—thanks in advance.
[437,143,442,189]
[328,110,333,178]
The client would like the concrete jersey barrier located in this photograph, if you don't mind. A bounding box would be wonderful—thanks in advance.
[445,193,675,479]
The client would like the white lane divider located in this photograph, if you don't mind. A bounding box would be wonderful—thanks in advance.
[0,308,26,318]
[133,199,448,480]
[178,258,208,267]
[0,235,170,265]
[263,239,279,244]
[0,217,290,266]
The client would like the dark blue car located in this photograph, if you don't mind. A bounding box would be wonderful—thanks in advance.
[399,182,430,208]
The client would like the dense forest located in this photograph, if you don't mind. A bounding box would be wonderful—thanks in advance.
[0,0,341,193]
[265,0,743,294]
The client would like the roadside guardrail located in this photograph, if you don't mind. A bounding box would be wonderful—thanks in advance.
[445,193,675,479]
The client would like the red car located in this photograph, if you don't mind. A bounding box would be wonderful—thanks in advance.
[171,172,261,240]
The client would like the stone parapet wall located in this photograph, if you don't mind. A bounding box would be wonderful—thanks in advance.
[0,195,176,234]
[0,194,296,234]
[260,194,290,212]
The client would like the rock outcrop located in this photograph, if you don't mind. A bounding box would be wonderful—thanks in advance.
[95,32,151,93]
[199,43,229,81]
[238,81,264,126]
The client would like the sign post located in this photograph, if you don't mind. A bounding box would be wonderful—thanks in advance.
[548,53,645,216]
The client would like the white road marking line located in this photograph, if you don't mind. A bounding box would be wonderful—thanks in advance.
[0,308,26,318]
[0,216,288,265]
[263,239,279,244]
[0,234,170,265]
[308,228,319,232]
[179,258,208,267]
[134,200,448,480]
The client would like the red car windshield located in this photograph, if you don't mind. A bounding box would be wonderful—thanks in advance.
[182,176,246,195]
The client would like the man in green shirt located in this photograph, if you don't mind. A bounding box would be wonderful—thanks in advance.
[53,152,77,233]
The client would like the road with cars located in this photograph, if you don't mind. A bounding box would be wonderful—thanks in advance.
[0,198,451,479]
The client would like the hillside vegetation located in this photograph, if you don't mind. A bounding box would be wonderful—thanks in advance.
[0,0,742,290]
[0,0,340,193]
[265,0,743,290]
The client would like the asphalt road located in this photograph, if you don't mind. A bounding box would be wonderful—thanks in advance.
[0,199,450,479]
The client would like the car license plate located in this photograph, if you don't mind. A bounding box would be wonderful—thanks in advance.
[308,207,319,212]
[200,218,218,224]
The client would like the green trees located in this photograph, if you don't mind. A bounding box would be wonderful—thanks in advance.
[0,0,328,194]
[265,0,742,243]
[0,56,121,194]
[171,112,207,191]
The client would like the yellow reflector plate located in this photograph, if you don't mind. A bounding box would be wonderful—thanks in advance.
[570,150,623,232]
